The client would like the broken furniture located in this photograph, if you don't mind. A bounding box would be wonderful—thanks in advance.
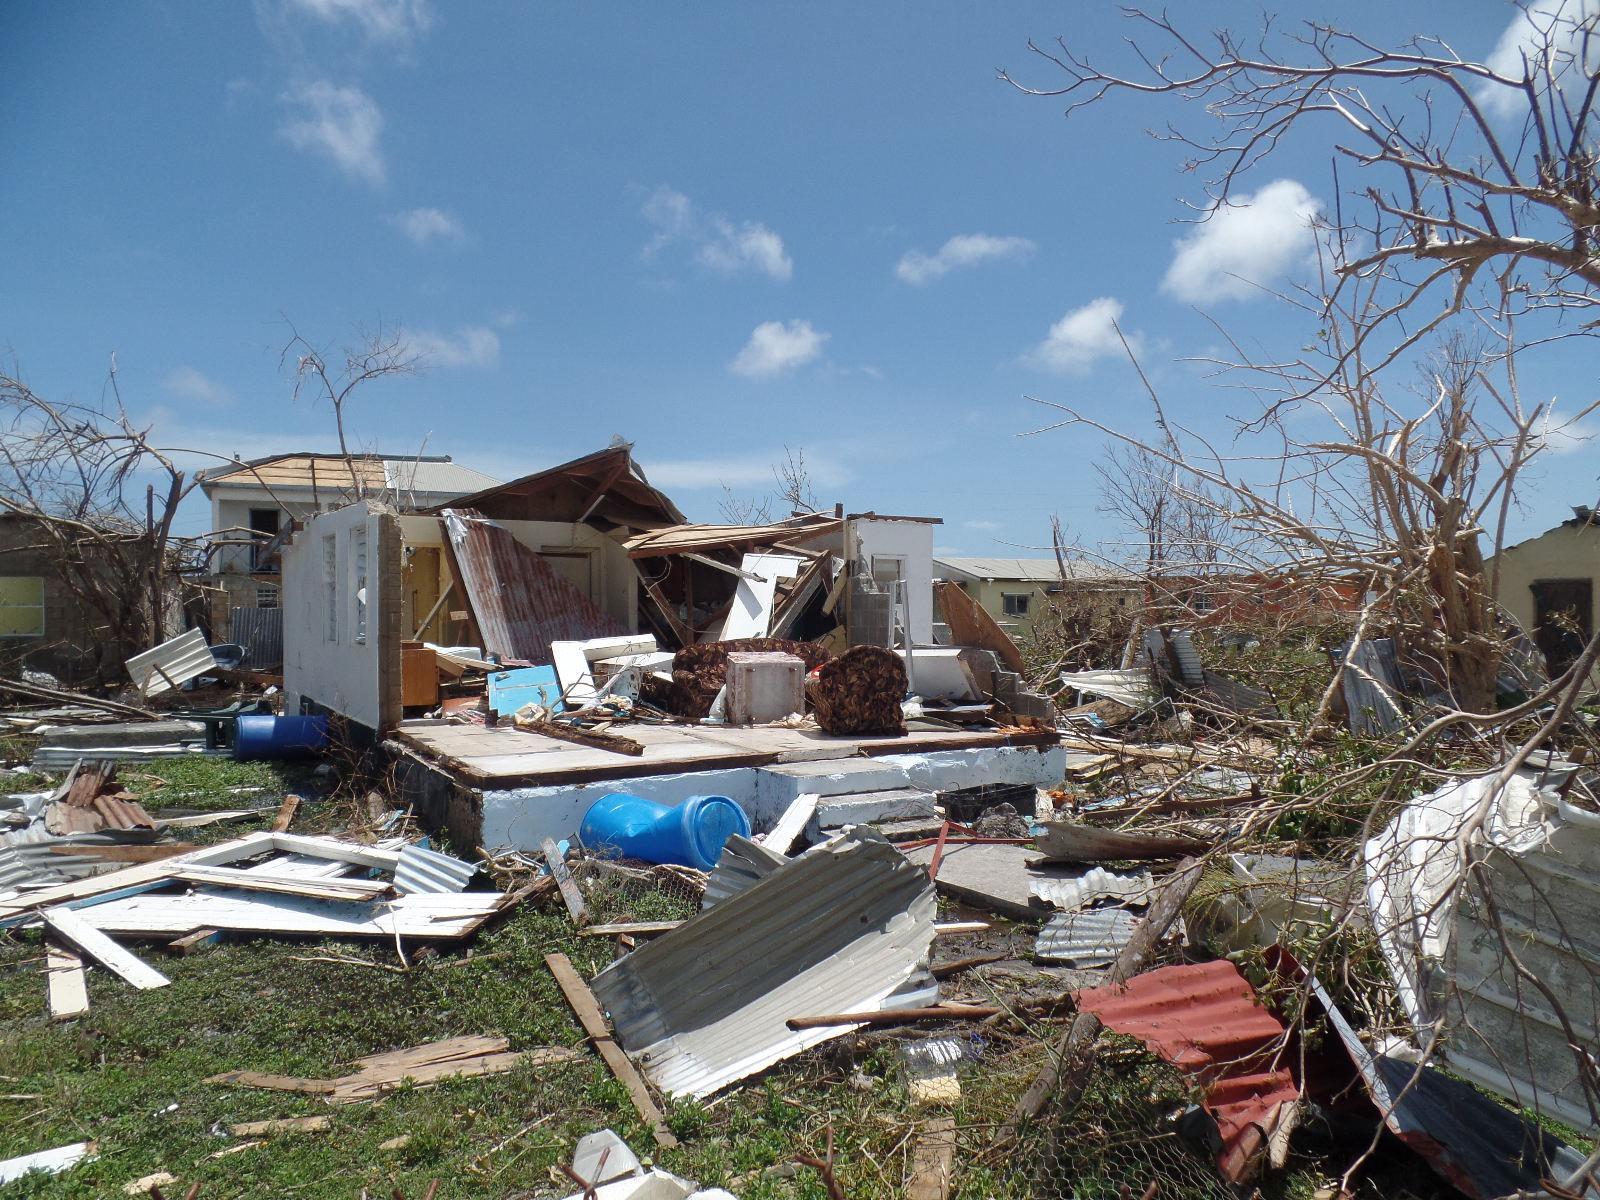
[723,651,804,725]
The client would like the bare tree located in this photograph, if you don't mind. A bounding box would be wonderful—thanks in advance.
[717,445,820,524]
[0,365,205,679]
[1003,12,1600,1178]
[1010,8,1600,712]
[280,321,418,494]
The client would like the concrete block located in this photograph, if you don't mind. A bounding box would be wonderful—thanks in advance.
[810,787,938,837]
[724,652,804,725]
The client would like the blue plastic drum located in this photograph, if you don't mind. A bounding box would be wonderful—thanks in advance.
[578,792,751,871]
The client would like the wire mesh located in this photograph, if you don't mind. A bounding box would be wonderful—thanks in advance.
[1023,1034,1233,1200]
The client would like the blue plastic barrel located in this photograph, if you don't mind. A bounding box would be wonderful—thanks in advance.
[233,714,330,761]
[578,792,751,871]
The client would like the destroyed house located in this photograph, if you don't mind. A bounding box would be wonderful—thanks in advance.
[277,443,1062,856]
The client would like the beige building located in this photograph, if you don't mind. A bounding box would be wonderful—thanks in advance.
[933,556,1137,639]
[1487,507,1599,693]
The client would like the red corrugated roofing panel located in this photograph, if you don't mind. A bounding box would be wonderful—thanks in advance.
[442,509,628,663]
[1076,959,1300,1183]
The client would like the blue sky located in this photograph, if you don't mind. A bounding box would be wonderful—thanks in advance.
[2,1,1594,555]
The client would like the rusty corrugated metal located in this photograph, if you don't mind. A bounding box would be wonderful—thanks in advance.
[1076,960,1300,1183]
[441,508,627,663]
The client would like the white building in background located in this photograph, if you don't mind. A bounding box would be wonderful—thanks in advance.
[195,452,499,651]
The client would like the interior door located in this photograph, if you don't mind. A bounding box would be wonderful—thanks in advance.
[1532,578,1593,677]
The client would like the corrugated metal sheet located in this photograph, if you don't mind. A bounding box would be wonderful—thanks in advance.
[592,827,936,1099]
[1340,637,1403,735]
[394,843,477,894]
[1076,960,1300,1182]
[934,557,1132,583]
[1036,908,1141,966]
[384,458,501,497]
[125,628,216,697]
[442,509,628,662]
[1304,970,1592,1200]
[1059,667,1158,709]
[1361,768,1584,1133]
[31,746,218,770]
[1030,867,1153,911]
[701,835,787,909]
[230,606,284,669]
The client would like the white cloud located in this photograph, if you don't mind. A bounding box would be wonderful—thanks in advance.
[279,0,433,47]
[644,450,850,491]
[729,319,828,378]
[963,519,1002,531]
[163,367,234,406]
[1482,0,1600,117]
[405,325,500,368]
[1160,179,1321,304]
[279,81,385,186]
[895,233,1037,285]
[1026,297,1134,374]
[641,186,793,282]
[1536,408,1600,454]
[389,207,464,245]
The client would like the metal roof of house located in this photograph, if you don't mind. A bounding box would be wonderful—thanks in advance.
[933,556,1133,583]
[198,454,498,498]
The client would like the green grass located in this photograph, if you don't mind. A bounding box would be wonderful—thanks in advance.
[0,898,1034,1198]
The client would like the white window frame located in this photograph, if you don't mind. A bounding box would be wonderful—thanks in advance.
[0,576,46,638]
[1002,591,1031,617]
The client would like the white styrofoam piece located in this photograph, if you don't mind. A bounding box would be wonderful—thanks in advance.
[0,1140,94,1185]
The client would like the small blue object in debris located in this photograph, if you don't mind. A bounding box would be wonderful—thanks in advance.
[486,665,562,718]
[578,792,751,872]
[233,714,330,761]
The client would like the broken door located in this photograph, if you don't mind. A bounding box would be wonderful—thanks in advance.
[1531,578,1593,677]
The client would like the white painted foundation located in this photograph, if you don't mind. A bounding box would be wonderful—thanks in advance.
[475,744,1066,853]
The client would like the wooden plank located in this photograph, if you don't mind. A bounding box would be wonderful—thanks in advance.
[545,952,677,1150]
[44,843,197,864]
[349,1035,508,1071]
[173,865,391,901]
[205,1070,338,1094]
[267,833,403,870]
[330,1048,582,1102]
[542,839,590,926]
[0,832,279,923]
[227,1116,332,1137]
[401,643,440,708]
[40,907,169,990]
[787,1004,1001,1029]
[168,928,221,955]
[269,794,302,833]
[935,580,1027,674]
[763,792,818,855]
[512,716,644,757]
[908,1115,957,1200]
[45,943,89,1020]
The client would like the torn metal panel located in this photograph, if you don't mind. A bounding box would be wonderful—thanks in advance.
[1363,772,1550,1034]
[230,606,284,670]
[441,508,628,662]
[1305,970,1593,1200]
[1058,667,1157,710]
[1075,960,1299,1182]
[1029,867,1153,912]
[701,835,787,910]
[592,827,936,1099]
[125,628,216,697]
[1035,908,1140,966]
[1339,637,1404,735]
[394,843,477,894]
